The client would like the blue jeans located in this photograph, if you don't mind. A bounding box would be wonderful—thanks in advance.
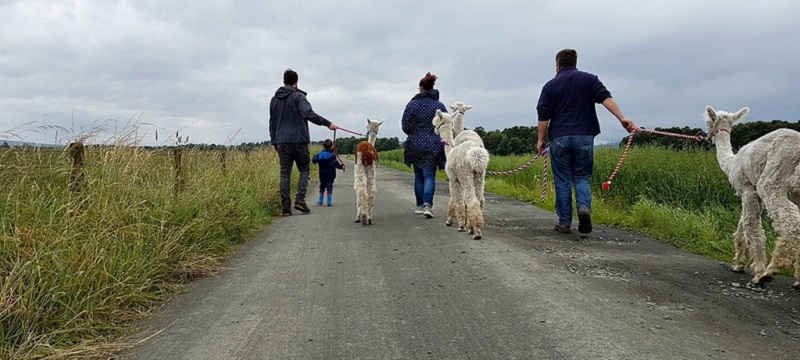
[549,135,594,225]
[413,163,437,207]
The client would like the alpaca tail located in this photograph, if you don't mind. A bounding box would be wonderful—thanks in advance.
[467,147,490,172]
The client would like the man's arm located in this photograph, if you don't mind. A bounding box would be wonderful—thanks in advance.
[297,94,337,130]
[536,120,548,154]
[601,98,635,132]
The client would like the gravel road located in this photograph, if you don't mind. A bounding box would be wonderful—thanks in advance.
[124,160,799,359]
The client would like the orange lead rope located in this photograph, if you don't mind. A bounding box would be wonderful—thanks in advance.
[603,127,705,191]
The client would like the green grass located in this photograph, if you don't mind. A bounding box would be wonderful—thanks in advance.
[0,147,283,359]
[379,146,778,265]
[0,143,782,358]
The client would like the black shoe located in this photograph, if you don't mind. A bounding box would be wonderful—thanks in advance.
[294,202,311,214]
[282,210,292,217]
[578,207,592,234]
[554,224,571,234]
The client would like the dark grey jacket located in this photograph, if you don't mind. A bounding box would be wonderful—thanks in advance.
[269,85,332,144]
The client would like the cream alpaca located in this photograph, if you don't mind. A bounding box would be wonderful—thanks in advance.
[353,117,383,225]
[433,109,489,239]
[705,106,800,287]
[450,102,484,147]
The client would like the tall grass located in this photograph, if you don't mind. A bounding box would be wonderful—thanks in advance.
[0,146,281,359]
[379,146,776,264]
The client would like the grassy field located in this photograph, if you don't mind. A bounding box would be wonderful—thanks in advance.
[0,146,282,359]
[379,146,776,263]
[0,143,779,359]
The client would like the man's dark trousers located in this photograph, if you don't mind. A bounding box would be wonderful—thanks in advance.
[278,143,310,211]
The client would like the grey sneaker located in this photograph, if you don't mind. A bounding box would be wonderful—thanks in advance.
[578,207,592,234]
[423,206,434,218]
[414,206,424,214]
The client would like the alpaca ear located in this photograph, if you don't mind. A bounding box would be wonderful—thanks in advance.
[465,105,473,110]
[366,116,370,124]
[705,106,717,123]
[377,120,384,125]
[732,107,750,122]
[436,109,443,117]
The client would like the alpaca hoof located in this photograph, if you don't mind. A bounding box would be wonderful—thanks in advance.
[752,274,775,286]
[457,227,466,232]
[354,218,361,223]
[445,221,453,227]
[793,281,800,289]
[467,229,474,234]
[472,235,482,240]
[367,219,373,225]
[730,265,745,273]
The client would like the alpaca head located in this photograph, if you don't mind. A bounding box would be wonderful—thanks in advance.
[704,106,749,141]
[432,109,453,136]
[450,101,474,115]
[365,116,384,136]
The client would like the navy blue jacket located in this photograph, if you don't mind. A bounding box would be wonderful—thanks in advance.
[312,149,343,184]
[269,85,332,145]
[536,66,612,140]
[401,89,447,169]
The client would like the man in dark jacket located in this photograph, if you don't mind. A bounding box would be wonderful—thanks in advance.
[270,69,338,216]
[536,49,634,234]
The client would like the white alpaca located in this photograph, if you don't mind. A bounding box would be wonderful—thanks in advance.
[433,110,490,239]
[450,102,484,147]
[705,106,800,287]
[354,117,383,225]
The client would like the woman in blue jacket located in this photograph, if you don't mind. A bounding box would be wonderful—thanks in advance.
[402,72,447,218]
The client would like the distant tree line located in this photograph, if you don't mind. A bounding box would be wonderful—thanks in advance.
[473,126,538,156]
[620,120,800,151]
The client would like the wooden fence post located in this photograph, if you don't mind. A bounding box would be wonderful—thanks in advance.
[68,141,85,192]
[220,150,227,175]
[173,147,183,195]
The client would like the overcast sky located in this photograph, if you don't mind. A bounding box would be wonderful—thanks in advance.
[2,0,799,146]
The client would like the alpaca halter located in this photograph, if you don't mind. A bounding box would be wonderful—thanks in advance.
[452,109,466,116]
[707,128,730,142]
[365,129,378,136]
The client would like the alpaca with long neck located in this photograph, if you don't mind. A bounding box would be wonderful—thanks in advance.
[450,102,484,147]
[353,117,383,225]
[706,106,800,287]
[433,110,489,239]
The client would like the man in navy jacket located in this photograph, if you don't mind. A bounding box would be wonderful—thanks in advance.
[270,69,338,216]
[536,49,635,234]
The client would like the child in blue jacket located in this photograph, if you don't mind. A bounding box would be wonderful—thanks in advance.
[312,139,345,206]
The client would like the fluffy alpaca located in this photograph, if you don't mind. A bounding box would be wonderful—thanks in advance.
[705,106,800,287]
[353,117,383,225]
[450,102,484,147]
[433,109,490,239]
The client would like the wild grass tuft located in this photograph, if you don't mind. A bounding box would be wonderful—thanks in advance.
[0,145,281,359]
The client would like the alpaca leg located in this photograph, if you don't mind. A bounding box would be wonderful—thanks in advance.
[455,182,468,232]
[446,178,458,226]
[793,255,800,289]
[475,172,486,210]
[732,190,761,273]
[460,176,482,239]
[367,168,376,225]
[447,178,462,227]
[464,178,484,240]
[753,187,800,284]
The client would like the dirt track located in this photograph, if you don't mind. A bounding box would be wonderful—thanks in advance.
[124,161,799,359]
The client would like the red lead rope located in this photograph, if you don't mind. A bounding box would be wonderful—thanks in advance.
[331,126,365,173]
[603,127,705,191]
